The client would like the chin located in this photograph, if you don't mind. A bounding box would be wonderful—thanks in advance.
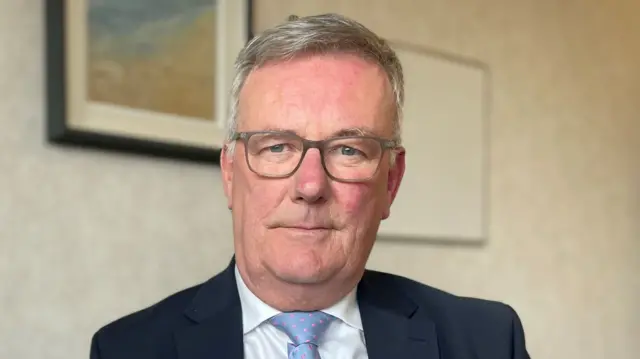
[269,254,337,285]
[275,227,333,242]
[273,266,337,285]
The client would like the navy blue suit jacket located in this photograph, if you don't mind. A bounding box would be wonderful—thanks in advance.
[90,258,530,359]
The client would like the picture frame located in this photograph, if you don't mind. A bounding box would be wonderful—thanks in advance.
[45,0,254,164]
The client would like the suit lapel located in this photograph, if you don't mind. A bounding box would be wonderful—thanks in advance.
[172,261,441,359]
[174,258,244,359]
[358,271,440,359]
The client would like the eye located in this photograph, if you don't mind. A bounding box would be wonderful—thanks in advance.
[268,144,286,153]
[340,146,359,156]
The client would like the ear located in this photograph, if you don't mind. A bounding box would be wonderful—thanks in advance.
[220,144,234,210]
[381,148,406,220]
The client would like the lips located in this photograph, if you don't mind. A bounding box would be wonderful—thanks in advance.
[280,226,332,233]
[266,219,336,231]
[283,225,331,230]
[272,225,333,238]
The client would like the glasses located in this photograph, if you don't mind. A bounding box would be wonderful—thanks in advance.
[231,131,398,182]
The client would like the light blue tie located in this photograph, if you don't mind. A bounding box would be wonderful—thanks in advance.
[269,311,335,359]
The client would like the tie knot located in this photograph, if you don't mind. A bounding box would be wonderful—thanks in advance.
[269,311,335,346]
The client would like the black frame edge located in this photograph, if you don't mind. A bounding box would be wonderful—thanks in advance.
[44,0,255,165]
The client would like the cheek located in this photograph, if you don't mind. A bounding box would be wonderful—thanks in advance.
[234,169,287,224]
[333,183,377,217]
[243,181,286,216]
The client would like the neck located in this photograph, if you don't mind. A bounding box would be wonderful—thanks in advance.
[236,262,361,312]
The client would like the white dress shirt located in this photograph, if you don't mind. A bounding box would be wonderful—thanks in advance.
[234,266,369,359]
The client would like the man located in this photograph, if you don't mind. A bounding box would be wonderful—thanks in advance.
[90,13,530,359]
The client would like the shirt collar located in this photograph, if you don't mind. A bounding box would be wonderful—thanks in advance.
[322,284,363,331]
[234,265,363,334]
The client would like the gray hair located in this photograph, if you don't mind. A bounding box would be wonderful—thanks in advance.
[224,13,404,155]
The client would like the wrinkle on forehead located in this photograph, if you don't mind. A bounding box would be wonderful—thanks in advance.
[238,53,395,139]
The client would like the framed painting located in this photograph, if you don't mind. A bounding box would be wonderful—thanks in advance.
[45,0,254,164]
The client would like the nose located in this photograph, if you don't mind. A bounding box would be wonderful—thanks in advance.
[290,149,330,204]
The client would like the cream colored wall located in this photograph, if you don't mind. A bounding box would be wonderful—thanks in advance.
[1,1,638,359]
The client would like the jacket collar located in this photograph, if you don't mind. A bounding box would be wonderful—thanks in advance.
[174,257,244,359]
[357,270,440,359]
[174,257,440,359]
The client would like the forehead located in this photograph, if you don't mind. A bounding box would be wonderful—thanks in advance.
[238,53,394,139]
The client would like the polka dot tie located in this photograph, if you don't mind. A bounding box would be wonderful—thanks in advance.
[269,311,336,359]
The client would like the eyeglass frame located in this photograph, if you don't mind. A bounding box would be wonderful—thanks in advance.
[229,130,400,182]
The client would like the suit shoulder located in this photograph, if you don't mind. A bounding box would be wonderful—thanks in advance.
[99,282,201,334]
[364,269,529,358]
[364,269,520,335]
[366,269,516,316]
[90,282,203,358]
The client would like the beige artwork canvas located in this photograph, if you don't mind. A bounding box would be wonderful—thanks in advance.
[46,0,252,163]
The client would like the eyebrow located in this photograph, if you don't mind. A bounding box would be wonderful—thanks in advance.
[255,126,380,138]
[332,127,379,138]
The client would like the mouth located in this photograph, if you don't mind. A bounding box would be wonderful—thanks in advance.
[276,226,333,236]
[280,226,332,231]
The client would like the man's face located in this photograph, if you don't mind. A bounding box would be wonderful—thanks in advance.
[221,53,405,289]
